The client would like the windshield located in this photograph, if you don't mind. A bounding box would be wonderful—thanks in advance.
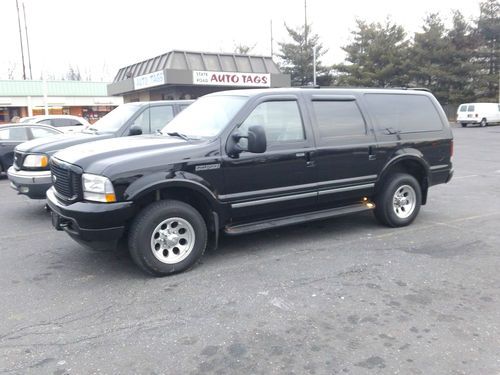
[162,95,247,138]
[84,103,140,133]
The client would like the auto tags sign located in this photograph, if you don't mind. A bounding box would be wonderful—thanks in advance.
[192,71,270,87]
[134,71,165,90]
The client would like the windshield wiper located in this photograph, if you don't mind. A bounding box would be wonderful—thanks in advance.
[166,131,190,141]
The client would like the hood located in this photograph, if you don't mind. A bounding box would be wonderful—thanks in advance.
[53,134,206,174]
[16,132,112,154]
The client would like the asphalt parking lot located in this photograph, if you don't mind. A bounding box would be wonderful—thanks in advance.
[1,125,499,375]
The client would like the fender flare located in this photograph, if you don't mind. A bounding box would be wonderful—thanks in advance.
[124,174,220,211]
[376,152,431,192]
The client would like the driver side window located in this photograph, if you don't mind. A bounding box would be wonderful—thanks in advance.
[239,101,305,147]
[131,108,150,134]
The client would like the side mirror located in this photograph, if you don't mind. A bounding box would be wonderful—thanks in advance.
[228,125,267,157]
[129,125,143,136]
[247,125,266,153]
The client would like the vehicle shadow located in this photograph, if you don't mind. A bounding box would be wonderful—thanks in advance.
[205,211,380,261]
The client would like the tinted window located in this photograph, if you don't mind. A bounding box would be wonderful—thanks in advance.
[150,105,174,133]
[240,101,304,143]
[467,105,475,112]
[0,127,28,141]
[38,119,53,125]
[364,94,443,133]
[312,101,366,138]
[459,105,467,112]
[30,127,60,139]
[179,104,190,112]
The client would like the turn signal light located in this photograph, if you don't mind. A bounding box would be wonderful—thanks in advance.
[41,156,48,168]
[105,193,116,203]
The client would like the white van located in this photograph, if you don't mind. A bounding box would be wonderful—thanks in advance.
[457,103,500,127]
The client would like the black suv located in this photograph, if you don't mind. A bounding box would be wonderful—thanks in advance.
[47,88,453,276]
[8,100,192,199]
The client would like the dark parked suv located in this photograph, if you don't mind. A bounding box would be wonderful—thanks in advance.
[47,88,453,276]
[8,100,192,199]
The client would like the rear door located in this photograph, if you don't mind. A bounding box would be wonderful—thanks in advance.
[305,94,381,206]
[221,95,317,223]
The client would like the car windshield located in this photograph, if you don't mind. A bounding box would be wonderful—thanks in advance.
[83,104,140,134]
[162,95,247,138]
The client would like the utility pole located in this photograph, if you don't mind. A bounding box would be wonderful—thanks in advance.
[313,47,316,86]
[23,1,33,80]
[15,0,27,80]
[270,19,273,57]
[304,0,308,46]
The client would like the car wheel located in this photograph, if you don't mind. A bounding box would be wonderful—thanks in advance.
[461,123,467,128]
[129,200,207,276]
[480,118,487,127]
[374,173,422,228]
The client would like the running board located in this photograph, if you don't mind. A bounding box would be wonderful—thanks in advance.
[224,203,374,236]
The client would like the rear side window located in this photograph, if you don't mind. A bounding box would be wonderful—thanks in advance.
[467,105,475,112]
[312,100,366,139]
[364,94,443,133]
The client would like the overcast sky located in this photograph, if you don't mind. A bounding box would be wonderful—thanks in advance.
[0,0,482,82]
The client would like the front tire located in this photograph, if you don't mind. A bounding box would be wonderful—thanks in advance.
[480,118,487,127]
[461,123,467,128]
[374,173,422,227]
[129,200,207,276]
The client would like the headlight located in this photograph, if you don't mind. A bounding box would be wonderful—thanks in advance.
[23,154,49,168]
[82,173,116,203]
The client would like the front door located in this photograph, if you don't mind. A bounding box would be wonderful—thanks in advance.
[221,97,317,223]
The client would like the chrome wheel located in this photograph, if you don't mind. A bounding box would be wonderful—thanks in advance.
[392,185,416,219]
[150,217,195,264]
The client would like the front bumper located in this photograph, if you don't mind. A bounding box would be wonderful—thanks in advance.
[47,187,136,248]
[7,166,52,199]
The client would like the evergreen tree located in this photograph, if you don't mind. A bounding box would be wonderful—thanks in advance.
[447,10,476,104]
[409,14,454,103]
[278,24,331,86]
[334,19,411,87]
[474,0,499,100]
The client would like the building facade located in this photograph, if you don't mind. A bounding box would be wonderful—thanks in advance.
[0,80,123,124]
[108,50,291,102]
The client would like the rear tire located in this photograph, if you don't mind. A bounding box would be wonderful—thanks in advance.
[374,173,422,227]
[480,118,487,127]
[129,200,207,276]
